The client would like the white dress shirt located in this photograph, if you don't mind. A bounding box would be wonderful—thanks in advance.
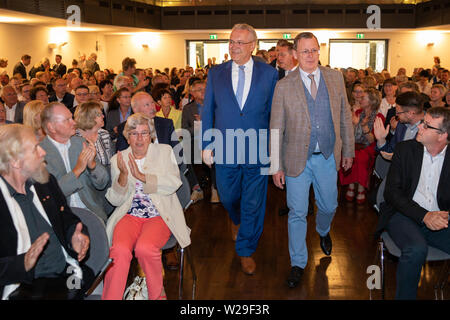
[404,121,421,142]
[413,145,447,212]
[48,136,88,210]
[285,65,298,77]
[379,98,395,118]
[5,103,17,122]
[232,58,253,110]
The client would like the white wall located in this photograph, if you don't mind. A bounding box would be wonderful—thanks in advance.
[0,22,449,77]
[0,22,106,76]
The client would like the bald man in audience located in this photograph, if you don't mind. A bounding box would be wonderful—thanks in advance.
[115,91,177,152]
[70,77,83,95]
[39,102,110,222]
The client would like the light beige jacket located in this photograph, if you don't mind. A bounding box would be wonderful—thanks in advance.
[105,143,191,248]
[270,65,355,177]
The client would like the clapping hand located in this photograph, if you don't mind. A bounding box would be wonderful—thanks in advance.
[390,116,398,132]
[380,151,393,161]
[71,223,90,262]
[73,142,94,178]
[352,112,359,126]
[128,153,146,183]
[85,139,97,170]
[24,233,49,272]
[117,151,128,187]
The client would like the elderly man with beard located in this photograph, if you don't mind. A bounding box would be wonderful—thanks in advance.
[0,124,93,300]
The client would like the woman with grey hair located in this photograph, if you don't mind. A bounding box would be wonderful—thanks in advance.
[74,101,113,167]
[102,113,190,300]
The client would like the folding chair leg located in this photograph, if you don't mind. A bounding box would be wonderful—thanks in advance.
[178,247,185,300]
[379,240,386,300]
[185,246,197,300]
[436,260,449,300]
[369,240,382,300]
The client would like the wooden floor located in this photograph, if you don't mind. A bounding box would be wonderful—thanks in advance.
[164,181,449,300]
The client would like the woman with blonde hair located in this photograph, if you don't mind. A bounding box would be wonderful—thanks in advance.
[88,85,101,102]
[23,100,45,141]
[74,101,113,167]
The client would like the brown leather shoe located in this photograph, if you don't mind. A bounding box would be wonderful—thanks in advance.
[231,223,240,241]
[163,248,179,270]
[240,256,256,275]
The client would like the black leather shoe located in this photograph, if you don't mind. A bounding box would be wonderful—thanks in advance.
[279,207,289,216]
[320,233,332,256]
[286,266,304,288]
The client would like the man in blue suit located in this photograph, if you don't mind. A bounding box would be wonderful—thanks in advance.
[202,23,278,275]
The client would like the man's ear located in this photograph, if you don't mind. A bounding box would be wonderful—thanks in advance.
[46,122,55,135]
[10,157,22,170]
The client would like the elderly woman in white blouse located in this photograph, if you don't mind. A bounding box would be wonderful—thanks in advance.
[102,113,190,300]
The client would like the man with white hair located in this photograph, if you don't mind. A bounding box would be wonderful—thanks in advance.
[0,124,92,300]
[116,91,177,152]
[1,85,26,123]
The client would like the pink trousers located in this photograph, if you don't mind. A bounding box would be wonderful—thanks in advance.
[102,215,171,300]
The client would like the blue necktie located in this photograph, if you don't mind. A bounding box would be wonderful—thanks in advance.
[236,65,245,109]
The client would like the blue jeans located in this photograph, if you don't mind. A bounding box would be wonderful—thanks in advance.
[286,153,338,269]
[386,212,450,299]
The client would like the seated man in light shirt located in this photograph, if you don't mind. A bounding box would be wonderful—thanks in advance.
[375,106,450,299]
[39,102,110,222]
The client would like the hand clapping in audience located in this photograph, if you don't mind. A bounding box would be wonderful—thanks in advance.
[24,233,50,272]
[71,222,90,262]
[128,153,146,183]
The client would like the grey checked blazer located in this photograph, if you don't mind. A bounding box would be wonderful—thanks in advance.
[269,65,355,177]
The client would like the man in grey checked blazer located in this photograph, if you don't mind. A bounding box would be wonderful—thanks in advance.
[270,32,355,288]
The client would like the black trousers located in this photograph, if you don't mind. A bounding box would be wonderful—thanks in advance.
[8,264,95,300]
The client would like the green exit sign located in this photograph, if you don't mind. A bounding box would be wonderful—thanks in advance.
[283,33,291,39]
[356,33,365,39]
[209,34,217,40]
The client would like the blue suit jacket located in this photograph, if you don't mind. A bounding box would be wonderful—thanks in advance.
[377,122,408,154]
[201,58,278,166]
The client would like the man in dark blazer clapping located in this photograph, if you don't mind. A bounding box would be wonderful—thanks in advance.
[376,107,450,299]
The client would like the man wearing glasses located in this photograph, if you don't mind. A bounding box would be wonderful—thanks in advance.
[374,91,425,161]
[270,32,354,288]
[202,23,278,276]
[376,107,450,299]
